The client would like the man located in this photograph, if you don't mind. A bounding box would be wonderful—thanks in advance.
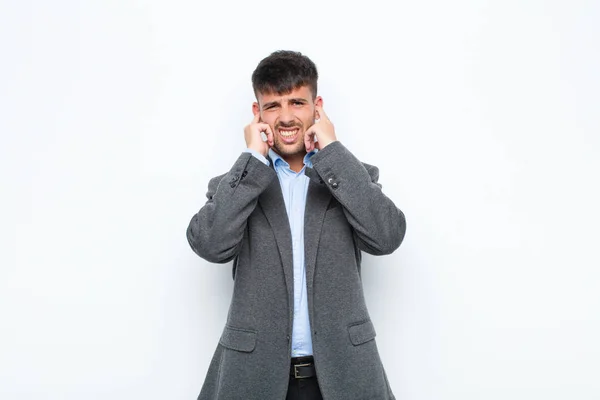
[186,50,406,400]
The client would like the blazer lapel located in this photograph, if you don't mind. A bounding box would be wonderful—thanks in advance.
[258,171,294,313]
[303,168,332,292]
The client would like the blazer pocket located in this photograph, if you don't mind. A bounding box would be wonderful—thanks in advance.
[219,325,257,352]
[348,319,377,346]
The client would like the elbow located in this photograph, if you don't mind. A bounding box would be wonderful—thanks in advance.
[186,223,238,264]
[364,209,407,256]
[387,209,407,254]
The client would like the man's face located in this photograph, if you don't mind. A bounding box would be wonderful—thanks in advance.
[253,85,322,158]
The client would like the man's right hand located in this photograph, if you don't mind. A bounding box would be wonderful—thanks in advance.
[244,113,274,157]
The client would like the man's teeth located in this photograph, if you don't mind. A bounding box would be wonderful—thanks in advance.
[279,129,298,137]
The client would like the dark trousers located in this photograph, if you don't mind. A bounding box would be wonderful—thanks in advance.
[286,376,323,400]
[286,356,323,400]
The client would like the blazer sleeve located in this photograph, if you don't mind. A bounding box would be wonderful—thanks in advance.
[186,152,277,263]
[309,141,406,255]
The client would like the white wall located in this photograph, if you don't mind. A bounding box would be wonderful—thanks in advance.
[1,1,599,399]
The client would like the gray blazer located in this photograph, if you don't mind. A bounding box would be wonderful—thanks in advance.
[187,141,406,400]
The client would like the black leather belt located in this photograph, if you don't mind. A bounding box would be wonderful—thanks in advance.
[290,356,317,379]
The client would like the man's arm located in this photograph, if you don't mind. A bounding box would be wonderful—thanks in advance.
[187,113,276,263]
[304,105,406,255]
[186,155,276,265]
[310,140,406,256]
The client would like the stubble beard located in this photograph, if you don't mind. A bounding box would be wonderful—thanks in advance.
[272,133,307,158]
[271,121,307,158]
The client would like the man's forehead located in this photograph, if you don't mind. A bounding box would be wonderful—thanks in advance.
[258,86,312,102]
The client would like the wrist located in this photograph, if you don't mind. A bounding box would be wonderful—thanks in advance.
[252,148,268,158]
[318,138,337,149]
[247,143,267,157]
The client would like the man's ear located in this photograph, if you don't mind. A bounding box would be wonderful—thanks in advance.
[315,96,323,108]
[252,102,260,118]
[314,96,323,120]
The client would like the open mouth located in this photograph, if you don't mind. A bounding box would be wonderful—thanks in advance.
[277,128,300,143]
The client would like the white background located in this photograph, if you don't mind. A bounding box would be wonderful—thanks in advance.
[1,0,599,399]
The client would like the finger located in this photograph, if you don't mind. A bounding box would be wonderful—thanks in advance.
[264,125,274,146]
[255,123,274,144]
[315,105,328,121]
[304,126,315,152]
[252,112,261,124]
[256,123,271,134]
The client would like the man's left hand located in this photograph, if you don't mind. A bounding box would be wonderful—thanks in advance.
[304,105,337,153]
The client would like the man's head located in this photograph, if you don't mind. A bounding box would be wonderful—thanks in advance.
[252,50,318,99]
[251,50,322,159]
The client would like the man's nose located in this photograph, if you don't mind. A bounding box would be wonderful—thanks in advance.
[278,105,295,124]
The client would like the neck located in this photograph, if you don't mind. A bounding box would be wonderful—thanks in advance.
[283,153,305,173]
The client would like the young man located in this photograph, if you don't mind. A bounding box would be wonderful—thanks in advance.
[186,50,406,400]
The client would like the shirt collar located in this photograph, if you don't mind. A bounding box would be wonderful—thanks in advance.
[268,148,318,170]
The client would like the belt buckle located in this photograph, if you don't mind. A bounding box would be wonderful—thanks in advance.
[294,363,311,379]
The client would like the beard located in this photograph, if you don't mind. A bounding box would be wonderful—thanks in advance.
[272,134,306,157]
[271,120,307,157]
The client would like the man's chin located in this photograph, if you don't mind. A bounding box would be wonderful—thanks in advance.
[272,142,306,157]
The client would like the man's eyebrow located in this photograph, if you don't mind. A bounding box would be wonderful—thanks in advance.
[288,98,308,103]
[262,101,280,109]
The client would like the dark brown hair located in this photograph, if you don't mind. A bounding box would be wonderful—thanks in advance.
[251,50,318,99]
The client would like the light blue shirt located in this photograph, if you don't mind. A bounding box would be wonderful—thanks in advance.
[245,147,316,357]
